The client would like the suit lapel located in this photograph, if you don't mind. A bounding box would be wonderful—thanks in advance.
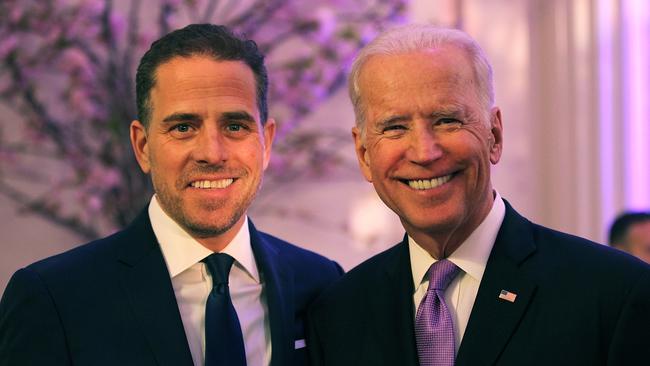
[116,211,194,366]
[249,221,294,366]
[368,237,419,365]
[456,201,538,366]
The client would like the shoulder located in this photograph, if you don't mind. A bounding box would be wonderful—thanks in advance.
[0,230,132,315]
[16,209,153,284]
[0,228,129,330]
[340,242,405,286]
[528,221,650,355]
[19,229,125,282]
[532,224,650,300]
[500,201,650,296]
[257,230,331,264]
[530,221,650,279]
[253,229,345,314]
[311,241,405,313]
[502,199,649,278]
[256,230,343,277]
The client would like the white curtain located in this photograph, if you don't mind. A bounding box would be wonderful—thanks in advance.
[411,0,650,243]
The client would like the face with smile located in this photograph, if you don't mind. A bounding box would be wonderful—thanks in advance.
[352,46,503,257]
[130,55,275,250]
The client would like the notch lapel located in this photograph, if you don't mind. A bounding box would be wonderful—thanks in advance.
[116,211,194,366]
[455,202,538,366]
[368,238,419,365]
[249,221,294,366]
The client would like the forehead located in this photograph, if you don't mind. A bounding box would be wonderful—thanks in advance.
[629,221,650,238]
[357,47,478,114]
[150,56,258,117]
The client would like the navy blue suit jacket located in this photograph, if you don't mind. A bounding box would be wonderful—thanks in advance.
[0,210,342,365]
[308,200,650,365]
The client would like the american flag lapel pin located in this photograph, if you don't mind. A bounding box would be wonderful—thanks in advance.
[498,289,517,303]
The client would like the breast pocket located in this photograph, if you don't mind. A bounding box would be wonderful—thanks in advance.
[293,341,308,366]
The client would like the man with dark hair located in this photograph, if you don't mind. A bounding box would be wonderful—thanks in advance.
[0,24,341,366]
[609,211,650,263]
[308,24,650,366]
[135,24,270,127]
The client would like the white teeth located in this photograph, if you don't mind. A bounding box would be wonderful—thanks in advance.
[190,179,234,189]
[407,174,452,190]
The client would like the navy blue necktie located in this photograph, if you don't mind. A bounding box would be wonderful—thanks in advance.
[202,253,247,366]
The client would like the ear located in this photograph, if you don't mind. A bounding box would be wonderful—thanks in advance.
[262,118,276,171]
[352,126,373,182]
[488,107,503,165]
[130,120,151,173]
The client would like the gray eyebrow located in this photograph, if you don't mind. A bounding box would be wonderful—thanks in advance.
[427,106,466,120]
[377,115,410,128]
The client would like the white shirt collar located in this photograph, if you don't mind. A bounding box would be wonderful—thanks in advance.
[148,195,260,283]
[409,191,506,290]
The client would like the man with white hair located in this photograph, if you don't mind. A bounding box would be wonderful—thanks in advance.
[308,24,650,366]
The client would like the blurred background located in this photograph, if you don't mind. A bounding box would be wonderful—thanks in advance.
[1,0,649,293]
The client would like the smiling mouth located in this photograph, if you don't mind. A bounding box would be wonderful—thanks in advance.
[189,179,234,189]
[404,174,453,190]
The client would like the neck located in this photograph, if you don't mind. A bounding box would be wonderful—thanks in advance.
[408,228,465,259]
[406,193,495,259]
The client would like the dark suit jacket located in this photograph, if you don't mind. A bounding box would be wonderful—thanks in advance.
[308,200,650,366]
[0,210,342,366]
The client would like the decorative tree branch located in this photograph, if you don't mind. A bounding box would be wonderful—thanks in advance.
[0,0,407,239]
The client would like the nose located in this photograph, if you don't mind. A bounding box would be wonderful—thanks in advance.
[406,126,443,165]
[193,128,229,165]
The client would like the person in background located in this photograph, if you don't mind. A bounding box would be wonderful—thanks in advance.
[609,211,650,263]
[0,24,342,366]
[307,24,650,366]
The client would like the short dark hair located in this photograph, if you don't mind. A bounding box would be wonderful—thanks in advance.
[608,211,650,247]
[135,24,268,127]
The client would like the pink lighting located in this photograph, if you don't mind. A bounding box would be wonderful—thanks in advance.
[598,0,616,230]
[622,0,650,209]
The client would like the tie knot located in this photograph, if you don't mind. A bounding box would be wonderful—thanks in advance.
[202,253,235,287]
[426,259,460,290]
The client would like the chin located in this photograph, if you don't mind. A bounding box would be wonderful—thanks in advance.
[186,206,243,232]
[403,209,461,232]
[183,217,235,237]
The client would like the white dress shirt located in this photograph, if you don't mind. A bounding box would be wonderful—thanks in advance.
[410,192,505,353]
[148,195,271,366]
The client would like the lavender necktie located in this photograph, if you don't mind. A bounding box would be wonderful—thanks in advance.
[415,259,461,366]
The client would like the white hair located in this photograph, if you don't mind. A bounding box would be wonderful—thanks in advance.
[348,24,495,132]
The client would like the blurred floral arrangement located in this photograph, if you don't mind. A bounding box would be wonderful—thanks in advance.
[0,0,406,239]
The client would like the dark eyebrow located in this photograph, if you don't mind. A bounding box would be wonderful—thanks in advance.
[162,113,201,124]
[220,111,256,123]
